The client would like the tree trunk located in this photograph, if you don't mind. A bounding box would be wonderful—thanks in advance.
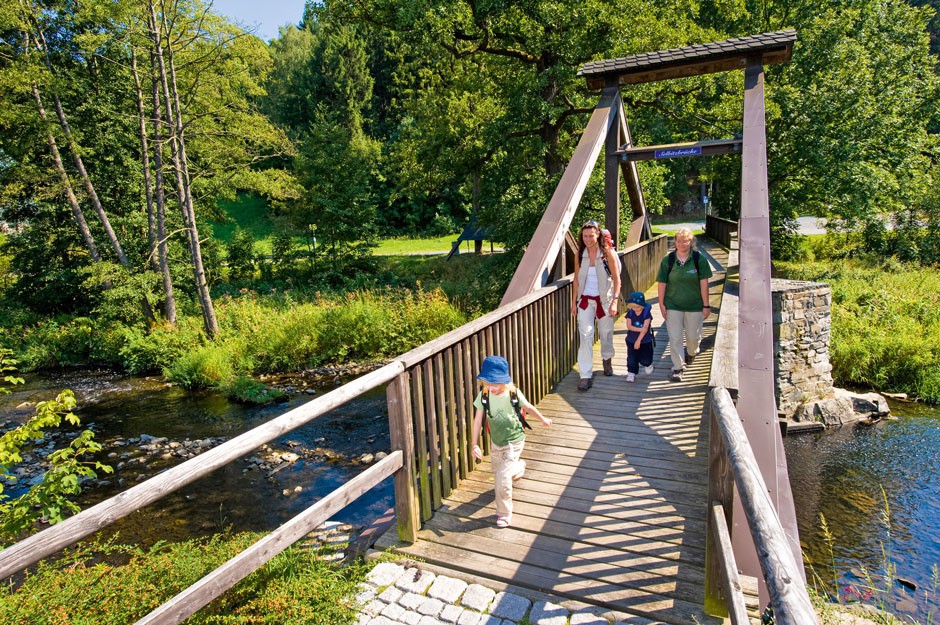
[150,3,218,338]
[28,27,155,322]
[133,46,177,323]
[31,84,103,265]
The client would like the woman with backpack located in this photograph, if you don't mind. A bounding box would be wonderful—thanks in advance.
[570,220,622,390]
[656,228,713,382]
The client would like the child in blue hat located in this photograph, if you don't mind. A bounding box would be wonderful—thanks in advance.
[470,355,552,528]
[624,291,655,383]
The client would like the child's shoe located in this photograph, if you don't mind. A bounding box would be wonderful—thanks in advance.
[496,515,512,528]
[625,372,636,383]
[643,364,655,376]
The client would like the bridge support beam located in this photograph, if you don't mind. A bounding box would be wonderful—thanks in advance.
[733,56,803,607]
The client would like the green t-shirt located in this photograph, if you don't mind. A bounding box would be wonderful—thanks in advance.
[473,389,531,447]
[655,252,713,312]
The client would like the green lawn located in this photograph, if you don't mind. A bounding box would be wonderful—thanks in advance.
[373,235,464,255]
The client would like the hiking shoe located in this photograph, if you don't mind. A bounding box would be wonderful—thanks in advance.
[577,378,593,391]
[670,369,683,382]
[496,515,512,528]
[602,359,613,376]
[626,372,636,383]
[643,364,655,376]
[686,348,700,365]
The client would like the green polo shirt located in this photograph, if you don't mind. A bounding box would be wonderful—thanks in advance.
[473,389,531,447]
[656,252,713,312]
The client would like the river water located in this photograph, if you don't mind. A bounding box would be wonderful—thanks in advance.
[3,373,939,621]
[0,370,395,548]
[786,399,940,621]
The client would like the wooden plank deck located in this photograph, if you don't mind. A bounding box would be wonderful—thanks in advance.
[376,241,730,625]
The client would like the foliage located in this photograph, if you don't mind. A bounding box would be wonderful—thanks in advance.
[226,228,258,284]
[0,348,111,545]
[0,533,370,624]
[776,257,940,403]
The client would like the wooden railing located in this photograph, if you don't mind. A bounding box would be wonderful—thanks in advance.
[705,387,818,625]
[618,234,668,297]
[705,214,738,248]
[0,230,668,622]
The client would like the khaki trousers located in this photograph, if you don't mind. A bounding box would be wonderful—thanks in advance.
[490,439,525,518]
[665,309,704,371]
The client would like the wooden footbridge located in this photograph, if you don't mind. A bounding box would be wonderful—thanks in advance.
[0,31,819,625]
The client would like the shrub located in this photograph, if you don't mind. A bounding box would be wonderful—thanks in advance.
[777,258,940,403]
[165,344,239,389]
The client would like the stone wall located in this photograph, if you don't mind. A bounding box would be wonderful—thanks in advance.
[772,279,833,419]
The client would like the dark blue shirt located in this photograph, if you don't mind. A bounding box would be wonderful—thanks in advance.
[626,305,654,344]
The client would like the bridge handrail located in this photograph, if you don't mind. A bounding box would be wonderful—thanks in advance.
[708,387,818,625]
[2,234,669,625]
[705,214,738,248]
[0,361,407,580]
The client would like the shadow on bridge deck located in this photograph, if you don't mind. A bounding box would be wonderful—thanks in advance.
[375,242,731,625]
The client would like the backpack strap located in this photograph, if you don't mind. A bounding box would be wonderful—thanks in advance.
[482,388,532,430]
[666,250,700,281]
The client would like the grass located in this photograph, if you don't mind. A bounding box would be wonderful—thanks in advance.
[775,256,940,403]
[373,234,464,255]
[212,194,279,254]
[0,533,373,625]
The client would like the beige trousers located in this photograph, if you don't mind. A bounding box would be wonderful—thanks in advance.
[490,439,525,518]
[665,309,704,371]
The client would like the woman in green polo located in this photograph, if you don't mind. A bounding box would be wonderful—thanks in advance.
[656,228,713,382]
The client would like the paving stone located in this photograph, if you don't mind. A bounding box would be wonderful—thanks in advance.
[383,601,409,620]
[456,610,484,625]
[354,586,377,605]
[428,575,469,603]
[378,585,404,603]
[367,562,406,588]
[418,617,445,625]
[489,592,530,622]
[478,616,509,625]
[418,597,445,616]
[354,613,371,625]
[459,584,496,612]
[397,567,437,594]
[570,609,609,624]
[400,611,423,625]
[363,599,387,616]
[439,603,464,623]
[400,592,427,610]
[529,600,569,625]
[368,617,398,625]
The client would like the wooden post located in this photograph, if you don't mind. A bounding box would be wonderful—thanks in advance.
[387,373,419,543]
[735,55,778,605]
[705,401,736,616]
[616,96,651,245]
[712,388,819,625]
[605,80,622,247]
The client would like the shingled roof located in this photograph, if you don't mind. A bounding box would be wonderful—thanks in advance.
[578,30,797,89]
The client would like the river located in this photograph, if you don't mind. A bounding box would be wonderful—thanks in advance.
[786,399,940,621]
[0,369,394,548]
[3,372,938,621]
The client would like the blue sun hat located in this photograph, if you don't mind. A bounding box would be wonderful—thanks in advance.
[627,291,646,306]
[478,356,513,384]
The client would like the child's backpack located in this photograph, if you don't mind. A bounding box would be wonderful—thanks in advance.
[665,250,702,279]
[481,388,532,430]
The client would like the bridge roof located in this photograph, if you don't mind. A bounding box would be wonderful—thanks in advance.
[578,30,797,89]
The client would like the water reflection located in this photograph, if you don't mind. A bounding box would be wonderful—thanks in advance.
[0,370,394,548]
[786,400,940,620]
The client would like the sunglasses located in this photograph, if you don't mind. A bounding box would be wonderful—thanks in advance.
[582,220,599,229]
